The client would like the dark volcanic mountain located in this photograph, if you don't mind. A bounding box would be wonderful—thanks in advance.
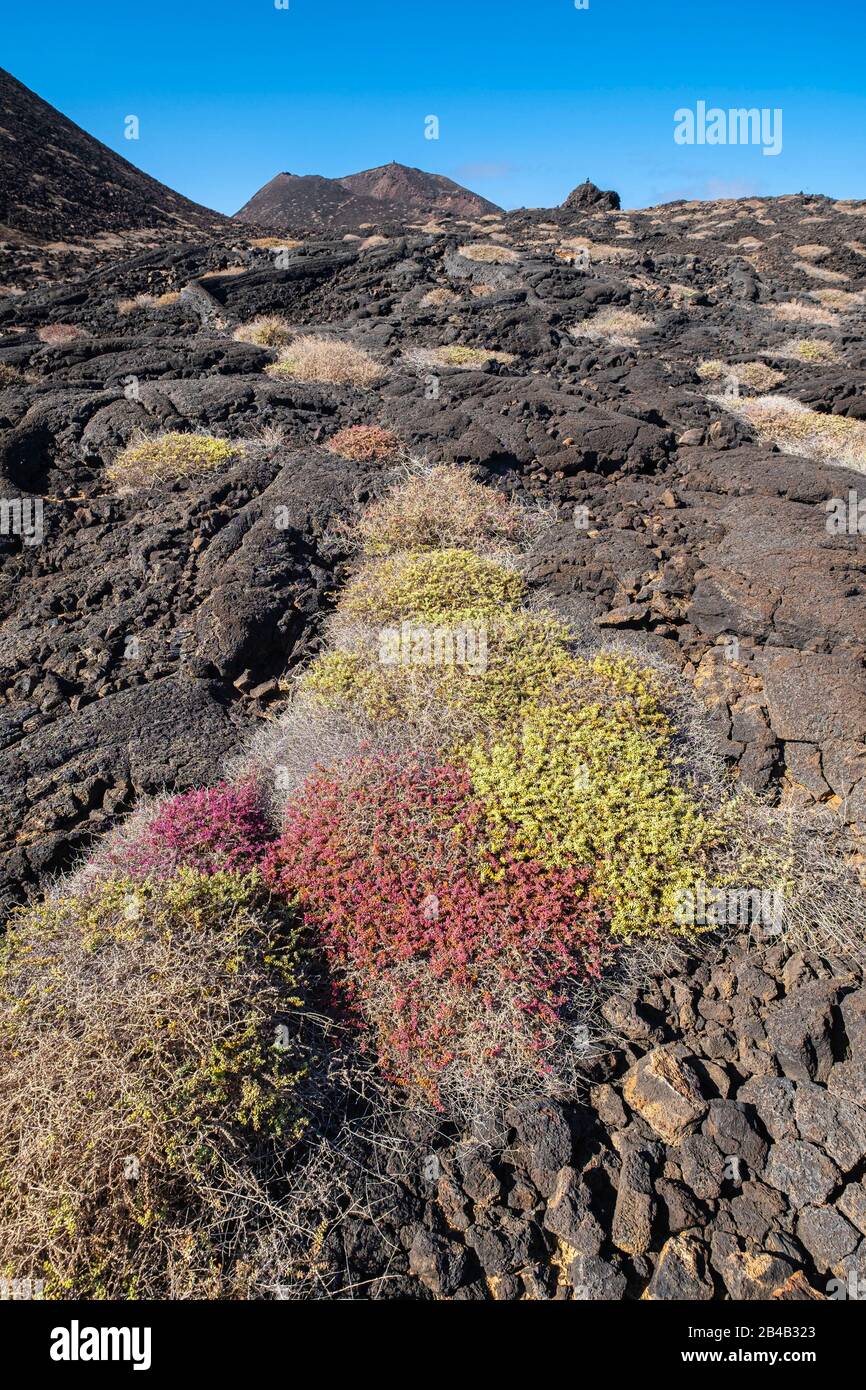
[0,67,227,239]
[234,161,502,231]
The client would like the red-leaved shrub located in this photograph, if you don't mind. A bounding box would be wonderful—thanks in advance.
[102,781,275,879]
[265,754,611,1103]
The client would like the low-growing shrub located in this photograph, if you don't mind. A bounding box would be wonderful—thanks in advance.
[696,360,784,393]
[408,344,515,370]
[718,792,866,958]
[768,300,836,326]
[0,870,315,1298]
[107,431,243,488]
[233,315,294,348]
[264,754,611,1105]
[457,243,519,264]
[718,394,866,472]
[0,363,22,386]
[249,237,303,250]
[201,265,247,280]
[325,424,400,461]
[267,335,385,387]
[419,286,457,307]
[811,288,864,312]
[463,659,721,938]
[94,781,276,880]
[117,292,180,316]
[301,610,582,734]
[794,260,848,283]
[36,324,87,345]
[338,547,525,625]
[777,338,840,364]
[351,464,540,556]
[571,308,652,347]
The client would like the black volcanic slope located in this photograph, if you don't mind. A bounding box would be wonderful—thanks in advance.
[234,161,502,231]
[0,67,227,239]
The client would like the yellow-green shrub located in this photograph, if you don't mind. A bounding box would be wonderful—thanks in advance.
[301,611,581,730]
[462,656,721,938]
[339,547,526,624]
[352,464,538,557]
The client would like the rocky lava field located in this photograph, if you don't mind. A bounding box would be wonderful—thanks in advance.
[3,68,866,1301]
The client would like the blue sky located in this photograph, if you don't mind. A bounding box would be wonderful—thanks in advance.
[3,0,865,213]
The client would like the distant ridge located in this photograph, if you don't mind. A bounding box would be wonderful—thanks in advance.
[234,161,502,231]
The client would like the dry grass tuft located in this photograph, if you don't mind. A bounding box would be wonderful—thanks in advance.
[249,236,303,250]
[407,344,515,370]
[233,315,294,348]
[0,362,23,386]
[0,871,322,1299]
[36,324,87,345]
[794,260,849,284]
[350,462,544,556]
[719,793,866,961]
[570,308,652,347]
[457,243,519,264]
[776,338,840,364]
[717,393,866,472]
[558,237,636,265]
[792,243,831,261]
[107,431,243,488]
[697,360,784,392]
[201,265,247,280]
[768,300,837,326]
[267,335,385,387]
[325,424,400,461]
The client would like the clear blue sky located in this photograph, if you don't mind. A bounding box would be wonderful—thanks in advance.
[3,0,864,213]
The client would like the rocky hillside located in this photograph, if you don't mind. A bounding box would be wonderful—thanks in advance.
[235,161,501,232]
[0,67,228,239]
[1,144,866,1299]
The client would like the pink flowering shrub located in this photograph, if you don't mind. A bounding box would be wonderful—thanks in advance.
[37,324,88,345]
[102,781,276,879]
[265,754,611,1103]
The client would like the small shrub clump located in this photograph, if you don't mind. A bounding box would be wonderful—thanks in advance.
[107,431,243,488]
[0,363,23,386]
[571,308,652,347]
[420,286,458,307]
[769,300,836,326]
[351,464,539,556]
[325,424,400,461]
[696,359,784,393]
[266,335,385,387]
[98,781,276,880]
[117,292,180,316]
[718,395,866,473]
[233,315,294,348]
[301,611,581,734]
[811,288,864,312]
[457,243,519,264]
[778,338,840,364]
[338,547,526,625]
[408,345,515,370]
